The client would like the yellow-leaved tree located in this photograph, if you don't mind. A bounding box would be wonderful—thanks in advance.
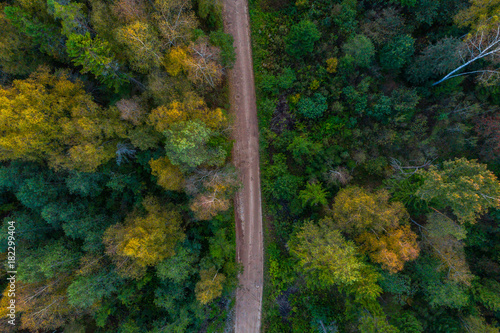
[149,156,185,191]
[0,278,77,332]
[0,67,128,171]
[416,158,500,224]
[330,186,408,235]
[148,92,227,132]
[103,196,185,278]
[116,21,162,73]
[195,266,226,305]
[164,45,189,76]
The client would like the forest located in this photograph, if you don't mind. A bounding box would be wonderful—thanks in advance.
[0,0,239,331]
[2,0,500,332]
[250,0,500,332]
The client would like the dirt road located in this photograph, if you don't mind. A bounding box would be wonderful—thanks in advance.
[223,0,264,332]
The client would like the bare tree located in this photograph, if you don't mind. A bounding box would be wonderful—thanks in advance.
[154,0,198,47]
[324,166,352,186]
[116,143,136,165]
[185,39,223,88]
[116,98,145,125]
[390,157,436,178]
[434,21,500,86]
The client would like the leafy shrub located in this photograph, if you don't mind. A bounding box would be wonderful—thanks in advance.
[343,34,375,68]
[380,34,415,71]
[286,20,321,59]
[332,0,358,34]
[209,30,236,68]
[297,93,328,119]
[326,57,338,73]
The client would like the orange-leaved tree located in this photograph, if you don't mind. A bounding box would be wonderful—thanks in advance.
[329,186,419,272]
[357,225,420,273]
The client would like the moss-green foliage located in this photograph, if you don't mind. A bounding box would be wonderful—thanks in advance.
[343,34,375,68]
[297,93,327,119]
[251,0,500,331]
[379,34,415,71]
[209,29,236,68]
[164,120,227,169]
[286,20,321,59]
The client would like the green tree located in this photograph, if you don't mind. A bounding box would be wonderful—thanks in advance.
[473,279,500,311]
[343,34,375,68]
[391,312,423,333]
[15,176,58,210]
[333,0,358,34]
[18,241,80,284]
[346,264,383,306]
[156,246,198,283]
[0,6,42,75]
[286,20,321,59]
[299,182,328,207]
[359,313,400,333]
[407,37,461,84]
[209,29,235,68]
[163,120,226,169]
[297,93,328,119]
[67,267,123,309]
[413,256,471,309]
[198,0,223,28]
[288,220,363,289]
[3,6,67,60]
[380,34,415,71]
[287,134,323,165]
[46,0,88,35]
[66,32,129,91]
[462,316,500,333]
[362,8,405,45]
[65,171,105,197]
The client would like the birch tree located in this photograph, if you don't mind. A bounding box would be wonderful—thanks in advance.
[434,20,500,86]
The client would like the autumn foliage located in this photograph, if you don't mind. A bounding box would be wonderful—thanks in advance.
[103,196,185,278]
[0,67,128,172]
[357,225,420,273]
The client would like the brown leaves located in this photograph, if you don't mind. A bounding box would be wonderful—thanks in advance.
[187,167,239,220]
[424,211,474,285]
[116,97,145,125]
[112,0,147,23]
[185,39,223,88]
